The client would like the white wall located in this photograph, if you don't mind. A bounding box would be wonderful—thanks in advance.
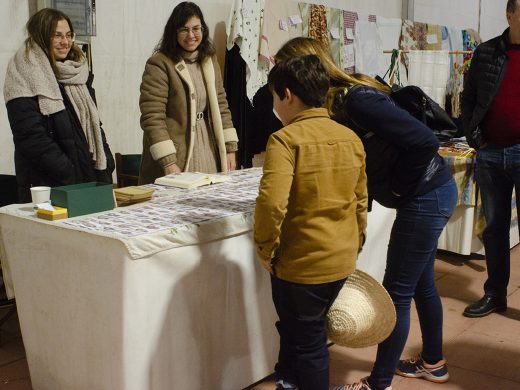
[313,0,402,15]
[412,0,508,41]
[0,1,31,175]
[412,0,480,30]
[480,0,508,41]
[0,0,510,176]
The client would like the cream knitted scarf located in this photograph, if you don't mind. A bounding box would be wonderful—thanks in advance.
[56,60,106,170]
[4,43,64,115]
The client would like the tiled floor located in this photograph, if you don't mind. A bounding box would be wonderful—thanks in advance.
[1,246,520,390]
[249,245,520,390]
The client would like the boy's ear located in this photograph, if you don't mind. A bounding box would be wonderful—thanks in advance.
[284,87,293,103]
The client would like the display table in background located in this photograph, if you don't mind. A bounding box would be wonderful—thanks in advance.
[0,168,394,390]
[438,145,519,255]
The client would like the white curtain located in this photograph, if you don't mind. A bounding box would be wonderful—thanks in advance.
[407,50,450,108]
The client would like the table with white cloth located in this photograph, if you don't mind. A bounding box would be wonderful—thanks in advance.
[0,168,394,390]
[438,146,519,255]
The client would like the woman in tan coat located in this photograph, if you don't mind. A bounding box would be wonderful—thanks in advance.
[139,1,238,184]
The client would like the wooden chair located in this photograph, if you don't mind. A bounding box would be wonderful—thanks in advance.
[115,153,141,188]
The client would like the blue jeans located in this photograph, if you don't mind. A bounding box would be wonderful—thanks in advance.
[368,178,457,390]
[476,144,520,298]
[270,275,346,390]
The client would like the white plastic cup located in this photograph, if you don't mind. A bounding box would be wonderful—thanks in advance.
[30,186,51,206]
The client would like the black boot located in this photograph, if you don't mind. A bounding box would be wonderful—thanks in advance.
[463,295,507,318]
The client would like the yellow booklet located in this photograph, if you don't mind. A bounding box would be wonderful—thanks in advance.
[154,172,230,189]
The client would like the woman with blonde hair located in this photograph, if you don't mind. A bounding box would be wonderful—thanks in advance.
[4,8,114,203]
[273,37,457,390]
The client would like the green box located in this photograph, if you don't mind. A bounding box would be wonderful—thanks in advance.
[50,182,114,217]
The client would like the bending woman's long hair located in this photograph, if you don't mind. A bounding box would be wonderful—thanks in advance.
[274,37,391,116]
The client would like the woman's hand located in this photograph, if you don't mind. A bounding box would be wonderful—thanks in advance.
[164,163,181,175]
[227,152,236,171]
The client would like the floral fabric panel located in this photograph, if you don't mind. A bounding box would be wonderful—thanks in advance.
[399,20,428,71]
[226,0,266,101]
[309,4,329,49]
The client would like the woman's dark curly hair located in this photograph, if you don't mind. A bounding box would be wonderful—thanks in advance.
[155,2,215,62]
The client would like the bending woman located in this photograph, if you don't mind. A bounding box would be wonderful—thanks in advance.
[4,8,115,203]
[139,1,238,184]
[274,37,458,390]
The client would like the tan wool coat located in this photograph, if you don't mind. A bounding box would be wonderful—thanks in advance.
[139,52,238,184]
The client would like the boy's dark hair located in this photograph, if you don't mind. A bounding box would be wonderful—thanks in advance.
[268,54,330,107]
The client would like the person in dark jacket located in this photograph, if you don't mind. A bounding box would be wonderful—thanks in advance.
[3,8,114,203]
[461,0,520,318]
[274,37,458,390]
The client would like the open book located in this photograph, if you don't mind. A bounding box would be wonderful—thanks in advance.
[154,172,230,189]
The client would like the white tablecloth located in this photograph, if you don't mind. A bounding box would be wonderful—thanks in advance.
[0,168,395,390]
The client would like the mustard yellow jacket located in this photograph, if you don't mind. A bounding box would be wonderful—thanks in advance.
[254,108,368,284]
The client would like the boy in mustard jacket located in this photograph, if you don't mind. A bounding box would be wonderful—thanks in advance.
[254,54,368,390]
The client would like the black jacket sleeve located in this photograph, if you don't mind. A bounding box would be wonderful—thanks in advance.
[6,97,75,184]
[461,48,480,148]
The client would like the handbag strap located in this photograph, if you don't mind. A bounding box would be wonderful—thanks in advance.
[382,49,401,86]
[388,49,401,86]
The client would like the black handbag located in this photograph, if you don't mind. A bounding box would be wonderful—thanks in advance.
[375,75,458,141]
[390,84,457,130]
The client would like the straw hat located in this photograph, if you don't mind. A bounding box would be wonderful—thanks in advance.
[327,269,396,348]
